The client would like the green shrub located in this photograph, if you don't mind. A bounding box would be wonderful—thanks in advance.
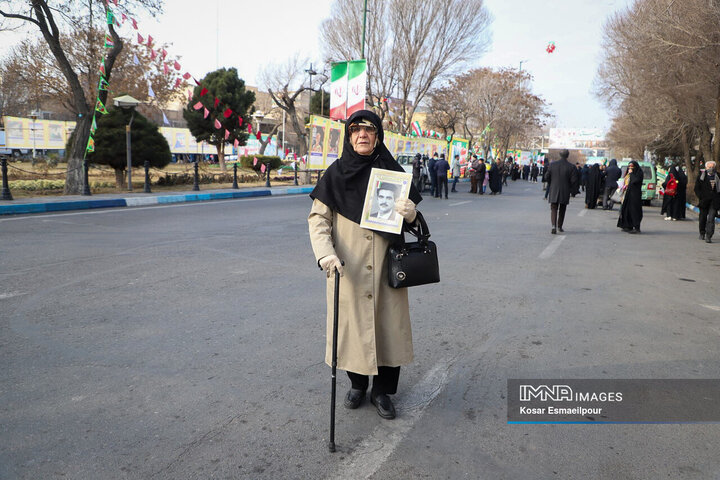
[238,155,282,171]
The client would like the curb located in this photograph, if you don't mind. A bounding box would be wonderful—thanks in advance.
[0,186,315,216]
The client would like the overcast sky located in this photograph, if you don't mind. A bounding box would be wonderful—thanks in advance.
[2,0,633,129]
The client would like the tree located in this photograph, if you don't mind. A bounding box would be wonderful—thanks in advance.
[88,107,171,187]
[0,0,163,194]
[310,88,330,116]
[320,0,492,134]
[183,68,255,172]
[259,55,313,157]
[0,28,182,120]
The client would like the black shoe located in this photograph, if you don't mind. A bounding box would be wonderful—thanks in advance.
[551,228,557,234]
[558,227,564,233]
[370,392,396,419]
[700,233,706,240]
[445,196,448,199]
[707,236,713,243]
[622,228,631,232]
[344,389,365,409]
[629,229,639,234]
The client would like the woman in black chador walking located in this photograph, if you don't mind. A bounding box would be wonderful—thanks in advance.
[617,160,644,233]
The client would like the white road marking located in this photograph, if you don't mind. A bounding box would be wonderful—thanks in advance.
[578,209,588,217]
[539,236,566,259]
[448,201,471,207]
[330,357,454,480]
[0,292,27,300]
[701,305,720,312]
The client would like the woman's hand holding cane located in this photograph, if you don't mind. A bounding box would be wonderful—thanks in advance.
[319,255,344,277]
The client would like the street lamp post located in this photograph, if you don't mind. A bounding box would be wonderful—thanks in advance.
[113,95,142,192]
[304,64,317,185]
[29,113,37,159]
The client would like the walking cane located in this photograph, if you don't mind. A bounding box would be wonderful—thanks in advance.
[329,264,341,453]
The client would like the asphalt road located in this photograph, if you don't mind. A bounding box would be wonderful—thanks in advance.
[1,180,719,480]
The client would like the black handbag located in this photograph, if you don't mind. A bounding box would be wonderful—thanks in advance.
[386,211,440,288]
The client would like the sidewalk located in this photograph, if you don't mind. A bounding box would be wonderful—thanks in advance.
[0,185,315,216]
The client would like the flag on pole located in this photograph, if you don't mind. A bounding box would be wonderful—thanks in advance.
[411,121,422,137]
[174,60,181,71]
[214,118,222,129]
[346,59,367,117]
[98,76,109,91]
[193,101,203,110]
[203,107,209,119]
[224,129,230,140]
[162,112,170,125]
[104,34,114,48]
[95,98,108,114]
[138,33,144,44]
[90,116,98,135]
[86,136,95,152]
[148,82,155,98]
[150,50,157,60]
[234,139,239,147]
[161,49,168,59]
[99,58,106,76]
[131,18,138,29]
[329,61,348,120]
[106,9,115,25]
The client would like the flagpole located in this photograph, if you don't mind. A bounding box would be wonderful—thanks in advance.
[361,0,367,59]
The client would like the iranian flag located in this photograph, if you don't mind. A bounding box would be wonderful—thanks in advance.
[329,62,348,120]
[346,60,367,117]
[412,121,422,136]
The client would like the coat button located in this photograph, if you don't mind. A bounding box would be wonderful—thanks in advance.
[366,265,372,270]
[366,235,372,240]
[367,294,373,299]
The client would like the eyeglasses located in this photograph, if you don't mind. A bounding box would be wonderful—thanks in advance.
[348,124,377,135]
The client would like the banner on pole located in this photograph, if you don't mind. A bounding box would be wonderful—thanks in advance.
[329,59,366,120]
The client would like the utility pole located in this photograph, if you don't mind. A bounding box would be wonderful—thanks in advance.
[361,0,368,59]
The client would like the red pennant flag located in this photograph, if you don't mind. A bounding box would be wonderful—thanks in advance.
[183,72,191,80]
[203,107,209,119]
[224,129,230,140]
[238,117,243,127]
[213,97,220,108]
[193,101,203,110]
[138,33,144,43]
[260,163,266,173]
[131,18,138,29]
[285,148,289,156]
[174,78,181,89]
[253,157,258,166]
[150,50,157,60]
[223,108,232,118]
[174,60,181,71]
[194,77,201,86]
[163,63,169,75]
[161,49,168,59]
[200,87,208,97]
[256,131,262,141]
[247,124,252,134]
[234,139,239,147]
[147,35,154,47]
[214,118,222,129]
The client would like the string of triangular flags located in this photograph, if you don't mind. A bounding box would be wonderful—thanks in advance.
[104,0,264,149]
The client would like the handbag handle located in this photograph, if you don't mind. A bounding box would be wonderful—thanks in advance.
[398,211,430,246]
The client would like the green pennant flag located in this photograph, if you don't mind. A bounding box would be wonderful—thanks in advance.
[95,98,108,114]
[99,58,106,76]
[86,136,95,153]
[90,115,97,135]
[106,9,115,25]
[104,34,114,48]
[98,76,109,91]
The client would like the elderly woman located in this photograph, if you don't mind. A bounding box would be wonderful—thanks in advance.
[308,110,423,420]
[617,160,644,233]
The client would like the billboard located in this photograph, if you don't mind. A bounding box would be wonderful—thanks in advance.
[549,128,607,149]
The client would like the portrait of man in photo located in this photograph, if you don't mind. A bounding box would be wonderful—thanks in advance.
[370,181,400,223]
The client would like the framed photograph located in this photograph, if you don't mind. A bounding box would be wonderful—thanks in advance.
[360,168,413,235]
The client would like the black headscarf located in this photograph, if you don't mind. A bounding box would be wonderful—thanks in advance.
[310,110,422,233]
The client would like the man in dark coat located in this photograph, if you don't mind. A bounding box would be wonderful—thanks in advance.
[522,164,530,181]
[530,163,539,183]
[434,153,450,199]
[603,158,622,210]
[546,149,579,234]
[694,160,720,243]
[617,160,644,233]
[428,153,438,198]
[584,164,602,209]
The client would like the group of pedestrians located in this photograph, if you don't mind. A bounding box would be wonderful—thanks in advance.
[413,153,516,198]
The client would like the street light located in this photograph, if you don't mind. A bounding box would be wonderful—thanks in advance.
[29,112,38,159]
[113,95,142,192]
[304,64,317,186]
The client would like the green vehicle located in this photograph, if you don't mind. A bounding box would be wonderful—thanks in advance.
[618,160,657,205]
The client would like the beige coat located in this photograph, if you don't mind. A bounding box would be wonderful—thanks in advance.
[308,199,413,376]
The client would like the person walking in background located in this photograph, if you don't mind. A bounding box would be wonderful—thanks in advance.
[308,110,423,420]
[581,163,589,192]
[545,149,578,234]
[450,154,461,192]
[572,163,582,197]
[475,157,487,195]
[617,160,644,234]
[428,153,438,198]
[603,159,622,210]
[662,165,687,221]
[435,153,450,199]
[530,163,539,183]
[694,160,720,243]
[585,163,602,209]
[411,153,423,192]
[468,155,478,193]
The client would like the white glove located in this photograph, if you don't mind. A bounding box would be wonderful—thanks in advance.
[319,255,344,277]
[395,198,417,223]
